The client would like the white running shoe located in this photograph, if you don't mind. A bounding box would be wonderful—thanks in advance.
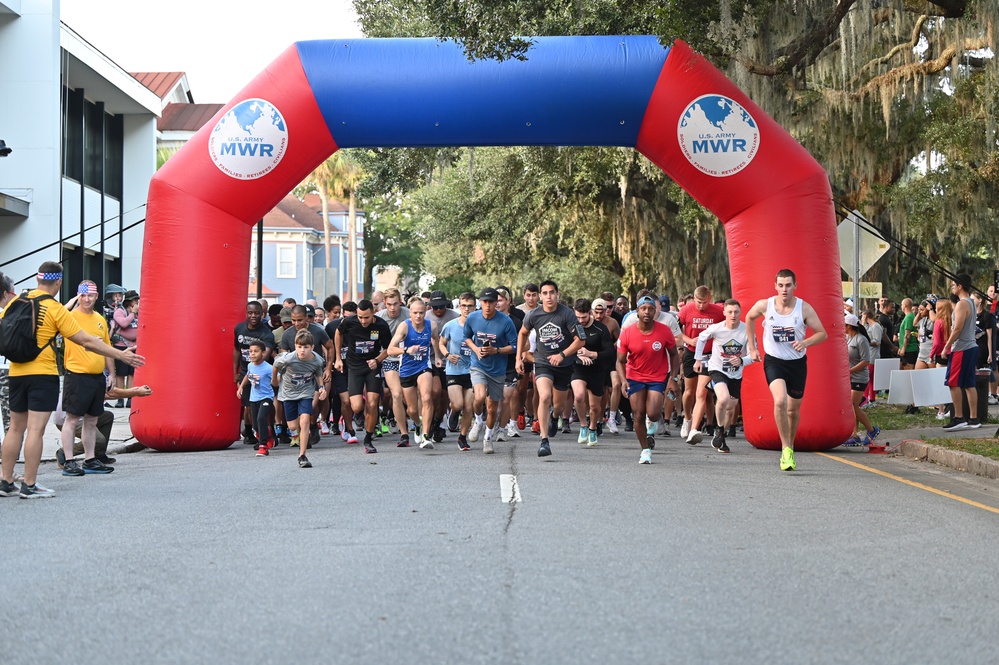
[413,431,424,446]
[483,437,494,454]
[496,428,506,442]
[419,438,434,449]
[318,421,330,436]
[506,422,519,439]
[639,448,652,464]
[680,419,691,439]
[468,422,482,442]
[686,429,703,445]
[607,416,619,434]
[646,418,658,437]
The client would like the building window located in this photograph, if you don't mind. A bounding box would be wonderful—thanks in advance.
[276,244,296,278]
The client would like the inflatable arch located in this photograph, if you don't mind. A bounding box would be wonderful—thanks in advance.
[132,36,854,452]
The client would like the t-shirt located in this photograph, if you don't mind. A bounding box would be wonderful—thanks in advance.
[64,309,111,375]
[898,311,918,353]
[279,323,330,359]
[617,321,677,383]
[576,321,615,374]
[463,310,518,376]
[246,360,275,402]
[865,321,883,361]
[337,316,392,371]
[325,318,349,364]
[426,308,459,339]
[441,318,472,376]
[377,307,411,336]
[976,309,996,368]
[5,289,83,377]
[847,334,871,384]
[521,304,582,366]
[234,321,275,377]
[877,312,896,353]
[504,308,525,373]
[273,350,324,401]
[678,302,725,352]
[694,321,753,379]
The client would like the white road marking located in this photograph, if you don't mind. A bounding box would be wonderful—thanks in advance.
[500,474,521,503]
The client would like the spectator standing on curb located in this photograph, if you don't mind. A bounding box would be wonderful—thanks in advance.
[940,274,981,431]
[0,271,15,435]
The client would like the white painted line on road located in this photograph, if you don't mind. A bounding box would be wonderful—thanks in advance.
[500,474,521,503]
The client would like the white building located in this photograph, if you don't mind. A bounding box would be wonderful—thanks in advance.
[0,1,158,296]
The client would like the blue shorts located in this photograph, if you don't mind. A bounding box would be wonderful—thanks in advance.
[626,379,666,397]
[283,397,314,421]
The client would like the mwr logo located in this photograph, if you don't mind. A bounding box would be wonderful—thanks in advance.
[677,94,759,178]
[209,99,288,180]
[652,341,663,351]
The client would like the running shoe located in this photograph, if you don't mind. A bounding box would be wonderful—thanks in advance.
[705,424,715,436]
[457,435,470,451]
[639,448,652,464]
[433,426,446,443]
[718,441,731,454]
[62,459,84,476]
[413,431,424,446]
[686,429,703,446]
[647,436,655,450]
[309,427,320,447]
[606,416,619,435]
[379,419,390,436]
[298,455,312,468]
[82,458,114,474]
[843,435,865,447]
[290,433,300,448]
[420,438,435,450]
[942,418,968,431]
[363,441,378,454]
[506,422,520,439]
[968,418,982,429]
[727,425,737,438]
[330,422,340,436]
[550,415,559,436]
[341,428,351,442]
[711,431,725,450]
[19,482,56,498]
[448,410,461,432]
[483,437,494,454]
[531,420,540,434]
[587,430,598,447]
[680,419,690,439]
[646,417,658,437]
[55,448,66,469]
[577,426,589,444]
[538,439,552,457]
[319,421,330,436]
[779,448,796,471]
[346,431,359,444]
[278,428,292,445]
[256,445,268,457]
[397,434,411,448]
[561,419,571,435]
[468,422,482,442]
[517,414,526,430]
[0,479,21,497]
[496,428,506,442]
[96,453,117,465]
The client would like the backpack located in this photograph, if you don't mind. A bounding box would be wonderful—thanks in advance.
[0,293,56,363]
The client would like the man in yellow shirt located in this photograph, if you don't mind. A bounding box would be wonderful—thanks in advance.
[0,262,145,499]
[59,280,118,476]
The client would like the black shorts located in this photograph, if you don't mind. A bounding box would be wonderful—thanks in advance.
[763,355,808,400]
[446,374,473,391]
[504,369,519,388]
[535,363,573,391]
[902,349,918,366]
[63,372,106,417]
[9,374,59,413]
[348,367,383,397]
[850,381,868,392]
[432,365,446,380]
[708,371,742,400]
[332,370,348,395]
[401,369,429,389]
[571,367,606,395]
[522,361,534,376]
[114,358,135,377]
[682,349,710,379]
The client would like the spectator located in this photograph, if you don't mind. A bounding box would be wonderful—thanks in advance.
[111,289,140,406]
[0,270,16,435]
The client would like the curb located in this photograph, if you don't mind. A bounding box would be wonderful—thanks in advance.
[896,439,999,480]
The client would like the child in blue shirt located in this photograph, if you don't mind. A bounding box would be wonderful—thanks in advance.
[237,339,275,456]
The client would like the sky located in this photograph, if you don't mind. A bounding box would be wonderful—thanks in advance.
[60,0,364,103]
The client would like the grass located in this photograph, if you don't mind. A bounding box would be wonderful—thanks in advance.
[922,437,999,461]
[862,403,999,460]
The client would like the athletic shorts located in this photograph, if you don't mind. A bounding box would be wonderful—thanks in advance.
[238,374,252,407]
[401,368,429,389]
[763,355,808,400]
[283,397,313,422]
[522,361,534,376]
[348,367,383,396]
[504,369,519,388]
[682,348,710,379]
[471,368,504,402]
[571,367,606,395]
[708,371,742,400]
[850,381,868,393]
[902,349,918,366]
[626,379,666,397]
[332,370,348,395]
[381,357,400,374]
[9,374,59,413]
[62,372,106,417]
[432,365,446,380]
[446,374,473,391]
[945,348,978,389]
[535,363,573,392]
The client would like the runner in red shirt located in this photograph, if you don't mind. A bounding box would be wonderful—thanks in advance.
[677,285,725,443]
[617,296,680,464]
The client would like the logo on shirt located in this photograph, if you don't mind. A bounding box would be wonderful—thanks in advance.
[538,322,565,349]
[721,339,744,355]
[652,341,663,351]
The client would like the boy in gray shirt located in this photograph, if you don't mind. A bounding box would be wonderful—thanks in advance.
[273,329,327,468]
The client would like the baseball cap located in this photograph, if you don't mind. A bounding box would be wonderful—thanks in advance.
[495,286,512,301]
[844,313,860,327]
[429,290,449,308]
[479,287,499,302]
[637,295,656,307]
[304,304,316,317]
[280,306,293,323]
[591,298,607,310]
[659,295,671,310]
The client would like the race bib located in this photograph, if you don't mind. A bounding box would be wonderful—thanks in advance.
[772,326,795,344]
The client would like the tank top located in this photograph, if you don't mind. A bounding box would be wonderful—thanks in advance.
[762,296,807,360]
[952,297,977,352]
[399,320,432,378]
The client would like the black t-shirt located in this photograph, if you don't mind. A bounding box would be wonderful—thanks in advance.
[976,310,996,368]
[337,316,392,371]
[279,323,331,360]
[576,320,615,373]
[877,313,896,352]
[325,318,347,362]
[233,322,275,376]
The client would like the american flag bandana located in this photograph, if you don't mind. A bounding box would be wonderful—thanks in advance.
[78,282,98,295]
[38,272,62,281]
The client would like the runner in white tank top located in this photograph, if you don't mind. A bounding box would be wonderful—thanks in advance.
[745,269,828,471]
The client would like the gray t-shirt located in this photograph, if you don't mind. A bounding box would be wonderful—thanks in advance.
[279,323,330,359]
[377,307,411,335]
[953,297,977,353]
[847,334,871,384]
[273,350,324,401]
[521,304,583,366]
[426,308,459,338]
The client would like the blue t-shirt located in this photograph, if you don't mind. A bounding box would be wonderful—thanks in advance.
[246,360,275,402]
[463,311,517,376]
[441,318,472,376]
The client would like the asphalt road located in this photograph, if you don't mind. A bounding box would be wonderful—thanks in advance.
[4,427,998,665]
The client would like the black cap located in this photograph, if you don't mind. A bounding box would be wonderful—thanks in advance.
[304,304,316,317]
[478,287,499,302]
[429,290,449,308]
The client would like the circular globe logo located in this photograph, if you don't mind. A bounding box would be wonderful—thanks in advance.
[208,99,288,180]
[677,94,760,177]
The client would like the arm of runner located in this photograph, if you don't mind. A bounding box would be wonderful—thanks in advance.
[798,302,828,352]
[693,327,712,373]
[515,326,530,374]
[333,328,344,372]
